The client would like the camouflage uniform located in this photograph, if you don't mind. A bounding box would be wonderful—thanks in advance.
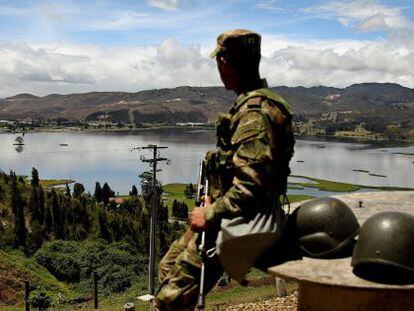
[155,30,295,310]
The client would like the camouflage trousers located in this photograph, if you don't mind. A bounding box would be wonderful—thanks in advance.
[154,229,223,310]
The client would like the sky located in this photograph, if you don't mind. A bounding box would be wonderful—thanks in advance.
[0,0,414,97]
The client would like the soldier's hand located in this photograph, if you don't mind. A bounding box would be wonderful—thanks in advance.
[190,196,211,231]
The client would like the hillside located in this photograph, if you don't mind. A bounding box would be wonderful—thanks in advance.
[1,83,414,126]
[0,249,75,307]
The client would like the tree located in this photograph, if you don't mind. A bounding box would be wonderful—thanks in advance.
[44,205,53,233]
[10,177,27,251]
[179,202,189,220]
[94,182,103,203]
[73,183,85,198]
[29,185,41,222]
[139,172,162,204]
[102,183,114,205]
[129,185,138,196]
[31,167,40,187]
[51,190,63,239]
[171,200,188,220]
[184,183,196,199]
[172,200,179,219]
[15,136,24,144]
[65,183,71,197]
[38,186,45,225]
[98,209,112,241]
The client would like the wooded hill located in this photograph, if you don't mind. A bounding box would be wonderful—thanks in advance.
[1,83,414,127]
[0,168,184,309]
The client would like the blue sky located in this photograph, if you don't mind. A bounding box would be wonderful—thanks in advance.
[0,0,414,96]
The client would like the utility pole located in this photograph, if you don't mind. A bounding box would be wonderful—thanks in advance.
[133,144,168,295]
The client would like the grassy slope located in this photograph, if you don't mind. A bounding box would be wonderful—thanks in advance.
[39,179,74,188]
[291,175,414,192]
[0,250,76,309]
[162,183,195,217]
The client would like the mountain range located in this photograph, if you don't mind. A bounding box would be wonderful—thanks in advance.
[1,83,413,126]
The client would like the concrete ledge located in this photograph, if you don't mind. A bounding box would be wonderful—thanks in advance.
[268,191,414,310]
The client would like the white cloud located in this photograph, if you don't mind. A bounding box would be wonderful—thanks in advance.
[0,40,218,97]
[1,32,414,97]
[147,0,181,11]
[42,4,66,22]
[256,1,288,13]
[95,12,152,30]
[304,0,412,31]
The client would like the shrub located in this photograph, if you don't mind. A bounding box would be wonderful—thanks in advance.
[34,241,81,282]
[30,286,53,310]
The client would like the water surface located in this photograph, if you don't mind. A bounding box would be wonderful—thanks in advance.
[0,129,413,194]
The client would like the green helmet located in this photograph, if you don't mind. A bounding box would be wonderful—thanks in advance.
[290,197,360,258]
[352,211,414,284]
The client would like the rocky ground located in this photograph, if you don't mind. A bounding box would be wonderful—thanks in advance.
[223,292,298,310]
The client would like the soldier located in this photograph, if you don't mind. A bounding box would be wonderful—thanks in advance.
[154,29,295,310]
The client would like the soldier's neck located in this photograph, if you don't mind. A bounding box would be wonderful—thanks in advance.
[234,77,264,95]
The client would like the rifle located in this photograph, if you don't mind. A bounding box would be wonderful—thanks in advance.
[195,161,208,310]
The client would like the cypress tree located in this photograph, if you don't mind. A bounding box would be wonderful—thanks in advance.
[102,182,114,205]
[98,209,111,241]
[172,200,179,219]
[129,185,138,196]
[51,190,63,239]
[29,186,40,221]
[38,186,45,225]
[44,205,53,233]
[180,202,189,220]
[65,183,71,197]
[10,178,27,251]
[73,183,85,198]
[94,182,103,203]
[31,167,40,187]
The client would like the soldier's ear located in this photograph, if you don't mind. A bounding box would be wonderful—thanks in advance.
[217,55,227,65]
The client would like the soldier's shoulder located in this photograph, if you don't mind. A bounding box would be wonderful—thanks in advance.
[234,89,290,126]
[237,88,291,113]
[231,110,267,144]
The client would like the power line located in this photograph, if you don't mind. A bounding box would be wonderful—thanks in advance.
[132,144,169,296]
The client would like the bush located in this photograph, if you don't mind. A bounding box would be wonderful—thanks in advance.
[30,286,53,310]
[99,265,132,295]
[34,240,148,295]
[34,240,81,282]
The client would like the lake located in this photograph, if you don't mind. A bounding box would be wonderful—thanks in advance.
[0,129,413,195]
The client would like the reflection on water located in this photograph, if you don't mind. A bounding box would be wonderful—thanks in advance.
[15,145,24,153]
[0,129,413,194]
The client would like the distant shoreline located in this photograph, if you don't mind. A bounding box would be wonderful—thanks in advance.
[2,126,414,146]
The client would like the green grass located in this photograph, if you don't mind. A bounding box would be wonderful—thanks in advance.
[290,175,414,192]
[287,194,314,203]
[162,183,314,218]
[394,152,414,156]
[0,249,76,309]
[290,175,361,192]
[39,179,74,188]
[162,183,194,216]
[287,185,305,190]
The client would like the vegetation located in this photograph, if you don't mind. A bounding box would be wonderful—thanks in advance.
[39,179,74,188]
[162,183,195,216]
[290,175,414,192]
[290,175,361,192]
[0,168,185,309]
[171,200,189,220]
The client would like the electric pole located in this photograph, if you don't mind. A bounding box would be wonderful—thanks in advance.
[133,144,169,295]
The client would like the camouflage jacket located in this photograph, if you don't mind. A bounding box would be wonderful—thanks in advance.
[204,84,295,227]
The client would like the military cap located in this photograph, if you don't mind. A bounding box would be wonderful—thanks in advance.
[210,29,261,59]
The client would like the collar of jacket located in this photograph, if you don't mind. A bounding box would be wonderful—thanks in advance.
[231,79,268,114]
[230,79,292,115]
